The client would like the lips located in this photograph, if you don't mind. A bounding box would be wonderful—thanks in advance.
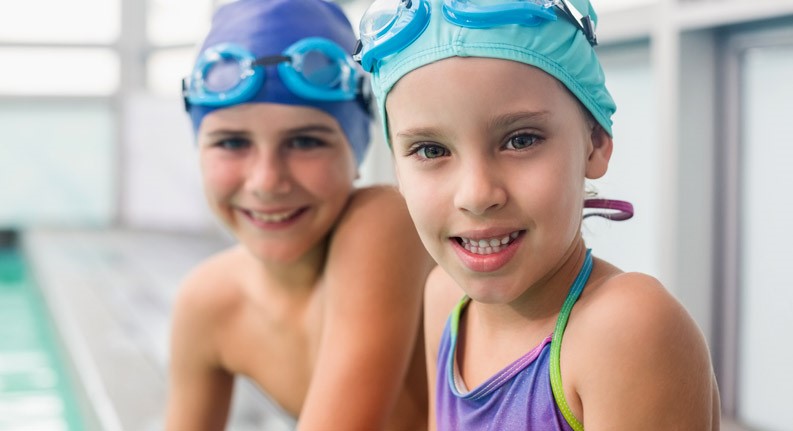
[240,206,307,228]
[457,231,520,255]
[451,230,524,272]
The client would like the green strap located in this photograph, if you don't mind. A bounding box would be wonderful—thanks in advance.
[549,249,593,431]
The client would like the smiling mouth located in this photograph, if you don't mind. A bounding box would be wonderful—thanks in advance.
[246,207,306,223]
[455,231,522,255]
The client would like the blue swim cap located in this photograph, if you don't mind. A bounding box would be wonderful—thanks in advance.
[369,0,616,142]
[189,0,371,164]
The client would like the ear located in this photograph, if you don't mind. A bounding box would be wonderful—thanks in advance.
[585,124,613,179]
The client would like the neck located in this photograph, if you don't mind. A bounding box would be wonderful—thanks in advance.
[469,237,589,333]
[254,237,329,296]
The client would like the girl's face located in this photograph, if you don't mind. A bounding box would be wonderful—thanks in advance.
[387,57,612,304]
[198,103,357,264]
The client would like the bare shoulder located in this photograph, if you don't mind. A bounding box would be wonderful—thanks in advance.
[566,266,719,429]
[336,185,412,232]
[172,245,249,336]
[326,185,434,290]
[574,270,701,346]
[572,270,711,366]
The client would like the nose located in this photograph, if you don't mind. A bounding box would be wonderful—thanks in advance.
[453,155,507,216]
[246,149,292,197]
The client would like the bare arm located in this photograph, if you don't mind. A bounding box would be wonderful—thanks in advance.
[296,186,436,431]
[570,273,720,430]
[423,266,466,431]
[165,259,236,431]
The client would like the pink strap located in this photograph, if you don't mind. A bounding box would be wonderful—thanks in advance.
[583,198,634,221]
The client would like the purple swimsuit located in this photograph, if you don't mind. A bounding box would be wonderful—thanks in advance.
[435,250,594,430]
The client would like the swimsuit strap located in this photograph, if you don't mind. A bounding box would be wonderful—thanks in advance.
[549,249,593,431]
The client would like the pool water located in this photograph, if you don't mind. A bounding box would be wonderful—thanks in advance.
[0,248,87,431]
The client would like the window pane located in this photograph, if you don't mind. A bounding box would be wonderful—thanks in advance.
[0,48,119,96]
[0,0,119,43]
[591,0,656,12]
[739,45,793,431]
[147,48,196,97]
[122,94,214,231]
[0,102,116,227]
[147,0,213,46]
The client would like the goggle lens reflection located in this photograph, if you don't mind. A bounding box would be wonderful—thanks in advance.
[299,50,343,88]
[204,58,246,93]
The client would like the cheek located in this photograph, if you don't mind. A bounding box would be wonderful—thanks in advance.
[200,156,239,198]
[394,161,444,237]
[296,156,355,201]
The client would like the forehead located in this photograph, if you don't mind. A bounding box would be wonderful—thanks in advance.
[198,102,343,135]
[385,57,584,136]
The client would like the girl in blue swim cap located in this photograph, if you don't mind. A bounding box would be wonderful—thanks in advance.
[166,1,434,429]
[359,0,720,429]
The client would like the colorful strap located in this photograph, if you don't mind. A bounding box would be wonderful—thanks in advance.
[549,249,593,431]
[583,198,634,221]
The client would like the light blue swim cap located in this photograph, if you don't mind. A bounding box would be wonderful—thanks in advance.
[189,0,371,164]
[369,0,616,142]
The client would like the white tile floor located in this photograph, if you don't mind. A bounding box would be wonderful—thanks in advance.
[22,229,295,431]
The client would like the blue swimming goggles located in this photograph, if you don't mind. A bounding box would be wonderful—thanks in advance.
[183,37,364,111]
[354,0,598,72]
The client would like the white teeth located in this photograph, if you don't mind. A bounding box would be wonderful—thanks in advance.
[250,209,297,223]
[459,231,521,255]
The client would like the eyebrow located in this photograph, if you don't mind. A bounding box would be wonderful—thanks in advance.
[204,128,251,139]
[394,126,446,141]
[394,110,551,142]
[487,110,550,130]
[203,123,338,139]
[280,124,338,136]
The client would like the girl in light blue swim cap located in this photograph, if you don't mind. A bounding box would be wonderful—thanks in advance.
[167,1,435,429]
[357,0,720,429]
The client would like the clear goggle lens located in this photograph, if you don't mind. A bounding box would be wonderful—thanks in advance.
[297,49,343,89]
[360,0,407,43]
[203,57,248,93]
[452,0,556,8]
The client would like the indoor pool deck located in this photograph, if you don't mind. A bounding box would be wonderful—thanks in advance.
[15,228,747,431]
[18,228,296,431]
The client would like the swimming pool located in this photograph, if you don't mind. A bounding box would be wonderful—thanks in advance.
[0,247,89,431]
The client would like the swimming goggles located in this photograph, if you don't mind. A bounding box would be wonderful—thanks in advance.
[354,0,598,72]
[183,37,364,110]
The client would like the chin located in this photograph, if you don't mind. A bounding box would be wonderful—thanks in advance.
[452,270,525,305]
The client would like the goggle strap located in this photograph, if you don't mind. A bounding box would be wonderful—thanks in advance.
[181,78,191,112]
[353,39,363,63]
[356,75,374,116]
[253,55,292,67]
[556,0,597,45]
[580,15,597,45]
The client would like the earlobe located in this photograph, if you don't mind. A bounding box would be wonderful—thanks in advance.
[585,125,613,179]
